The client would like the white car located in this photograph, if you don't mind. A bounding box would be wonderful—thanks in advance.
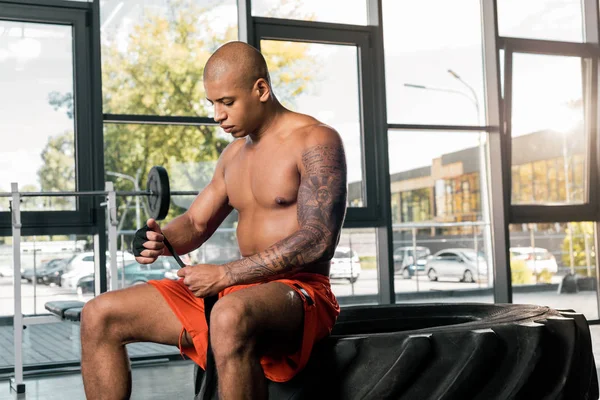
[426,248,488,283]
[509,247,558,273]
[330,247,361,283]
[61,251,135,291]
[0,265,14,278]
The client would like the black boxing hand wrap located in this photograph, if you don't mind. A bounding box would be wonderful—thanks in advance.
[132,224,151,257]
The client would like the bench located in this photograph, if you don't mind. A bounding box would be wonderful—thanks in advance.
[45,300,85,322]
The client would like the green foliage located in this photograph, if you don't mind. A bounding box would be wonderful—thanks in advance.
[562,222,596,277]
[38,0,317,229]
[510,259,534,285]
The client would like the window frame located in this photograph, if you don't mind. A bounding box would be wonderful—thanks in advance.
[501,37,600,223]
[0,1,104,236]
[253,17,381,227]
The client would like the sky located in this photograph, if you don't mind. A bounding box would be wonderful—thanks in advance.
[0,0,587,194]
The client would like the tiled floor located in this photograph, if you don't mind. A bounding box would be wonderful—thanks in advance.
[0,360,196,400]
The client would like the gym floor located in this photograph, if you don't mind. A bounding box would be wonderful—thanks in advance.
[2,325,600,399]
[0,360,196,400]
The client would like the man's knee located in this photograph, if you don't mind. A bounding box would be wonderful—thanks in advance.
[210,297,257,357]
[80,294,122,342]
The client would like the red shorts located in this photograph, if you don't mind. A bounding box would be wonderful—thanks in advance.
[147,272,340,382]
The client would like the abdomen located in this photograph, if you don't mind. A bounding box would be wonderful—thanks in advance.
[236,208,300,257]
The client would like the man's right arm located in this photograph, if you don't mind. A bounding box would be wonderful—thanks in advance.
[153,141,238,257]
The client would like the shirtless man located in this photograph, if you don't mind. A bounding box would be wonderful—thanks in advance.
[80,41,347,399]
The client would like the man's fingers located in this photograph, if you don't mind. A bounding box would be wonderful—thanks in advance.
[177,267,188,278]
[145,231,164,242]
[139,249,163,258]
[135,256,157,264]
[143,240,164,250]
[146,218,162,233]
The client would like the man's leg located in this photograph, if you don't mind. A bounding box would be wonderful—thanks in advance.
[80,283,193,400]
[210,282,304,400]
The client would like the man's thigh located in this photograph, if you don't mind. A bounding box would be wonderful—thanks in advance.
[84,283,193,347]
[216,282,305,355]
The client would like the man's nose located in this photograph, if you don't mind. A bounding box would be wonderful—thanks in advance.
[213,104,226,123]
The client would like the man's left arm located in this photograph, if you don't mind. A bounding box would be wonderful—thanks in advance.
[224,135,347,285]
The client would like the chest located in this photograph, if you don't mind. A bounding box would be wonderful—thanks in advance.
[225,146,300,210]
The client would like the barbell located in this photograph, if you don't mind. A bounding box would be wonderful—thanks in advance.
[0,166,196,221]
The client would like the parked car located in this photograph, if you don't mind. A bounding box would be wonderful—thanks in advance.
[0,265,14,278]
[509,247,558,273]
[77,258,182,293]
[330,247,361,283]
[425,248,487,283]
[22,258,70,283]
[393,246,431,279]
[40,256,74,286]
[62,251,136,291]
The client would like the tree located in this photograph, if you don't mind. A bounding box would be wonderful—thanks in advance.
[39,0,317,229]
[562,222,596,276]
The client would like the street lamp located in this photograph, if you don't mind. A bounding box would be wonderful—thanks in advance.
[404,71,493,286]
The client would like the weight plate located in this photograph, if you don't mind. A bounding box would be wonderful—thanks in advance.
[146,166,170,220]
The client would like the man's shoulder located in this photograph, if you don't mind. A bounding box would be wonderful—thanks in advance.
[286,114,343,150]
[219,138,245,161]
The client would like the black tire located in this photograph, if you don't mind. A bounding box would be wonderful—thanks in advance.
[427,268,438,281]
[463,269,475,283]
[402,268,411,279]
[195,303,599,400]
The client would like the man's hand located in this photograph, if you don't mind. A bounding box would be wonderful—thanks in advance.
[133,219,166,264]
[177,264,230,298]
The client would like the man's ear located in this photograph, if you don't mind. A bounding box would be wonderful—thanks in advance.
[255,78,271,102]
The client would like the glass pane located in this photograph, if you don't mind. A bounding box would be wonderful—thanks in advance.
[497,0,584,42]
[104,123,233,227]
[251,0,368,25]
[510,54,586,205]
[100,0,238,116]
[260,40,364,206]
[382,0,485,126]
[0,236,177,371]
[387,130,493,303]
[510,222,598,320]
[0,235,90,316]
[331,228,379,305]
[0,21,76,211]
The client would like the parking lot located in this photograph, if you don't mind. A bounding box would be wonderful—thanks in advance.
[1,270,489,316]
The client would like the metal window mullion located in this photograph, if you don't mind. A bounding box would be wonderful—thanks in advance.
[91,0,107,293]
[498,37,598,57]
[103,114,218,126]
[482,0,511,303]
[584,0,600,320]
[237,0,253,45]
[388,124,498,132]
[366,0,394,304]
[253,16,371,34]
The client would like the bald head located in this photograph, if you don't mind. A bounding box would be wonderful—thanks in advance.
[204,41,271,89]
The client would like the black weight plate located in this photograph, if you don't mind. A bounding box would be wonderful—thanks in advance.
[146,166,170,220]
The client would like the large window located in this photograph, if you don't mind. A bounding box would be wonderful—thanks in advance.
[388,130,493,302]
[260,40,366,207]
[100,0,238,117]
[0,20,76,211]
[382,0,485,126]
[251,0,368,25]
[508,53,587,205]
[330,228,379,305]
[510,222,598,320]
[497,0,584,42]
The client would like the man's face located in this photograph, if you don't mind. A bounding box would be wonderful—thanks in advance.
[204,71,262,138]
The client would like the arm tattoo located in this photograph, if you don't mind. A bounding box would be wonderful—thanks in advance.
[224,144,347,284]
